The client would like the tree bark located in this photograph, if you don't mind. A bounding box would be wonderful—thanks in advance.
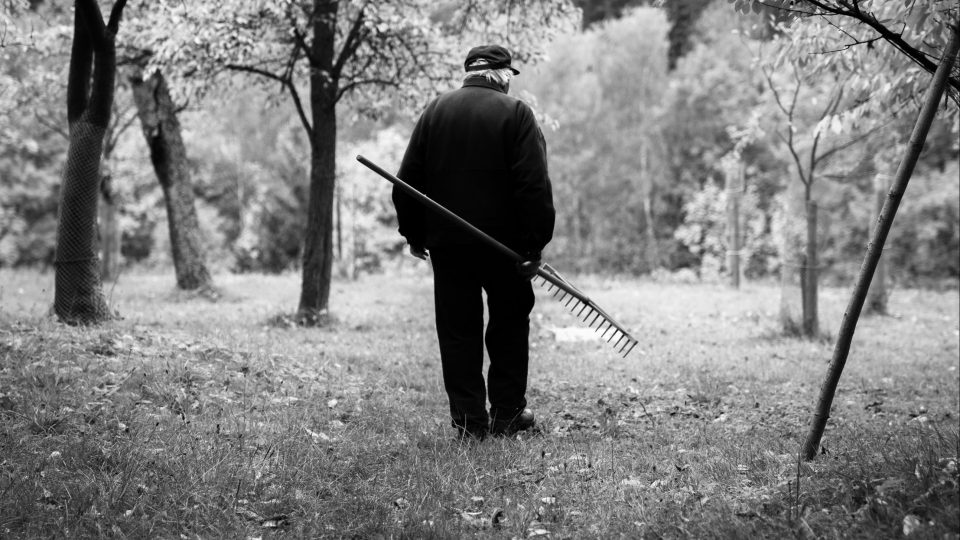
[801,24,960,461]
[726,164,742,289]
[53,0,127,325]
[639,145,660,272]
[130,69,212,292]
[297,0,338,324]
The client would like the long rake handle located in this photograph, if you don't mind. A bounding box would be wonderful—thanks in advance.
[357,154,638,357]
[357,155,523,263]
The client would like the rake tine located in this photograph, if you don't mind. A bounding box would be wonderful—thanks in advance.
[606,329,619,343]
[552,288,561,298]
[581,308,594,323]
[593,320,607,334]
[558,291,568,302]
[614,333,628,349]
[589,311,602,327]
[577,303,589,317]
[623,341,638,357]
[565,296,576,308]
[600,324,614,339]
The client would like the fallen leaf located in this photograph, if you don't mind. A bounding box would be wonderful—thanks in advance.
[261,515,289,529]
[902,514,922,536]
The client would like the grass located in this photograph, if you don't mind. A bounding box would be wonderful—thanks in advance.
[0,268,957,539]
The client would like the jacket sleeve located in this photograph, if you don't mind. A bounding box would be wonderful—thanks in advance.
[393,108,429,247]
[510,102,555,257]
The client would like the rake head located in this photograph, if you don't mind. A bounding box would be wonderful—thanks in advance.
[534,264,638,357]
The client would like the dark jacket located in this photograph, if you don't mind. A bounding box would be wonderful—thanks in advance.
[393,78,555,258]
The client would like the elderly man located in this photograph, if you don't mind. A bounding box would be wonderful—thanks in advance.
[393,44,555,441]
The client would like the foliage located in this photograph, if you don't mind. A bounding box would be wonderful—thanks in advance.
[0,270,957,537]
[730,0,959,124]
[885,160,960,285]
[674,181,773,280]
[336,127,409,278]
[517,8,670,273]
[124,0,580,120]
[1,1,957,287]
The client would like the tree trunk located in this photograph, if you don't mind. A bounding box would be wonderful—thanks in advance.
[865,173,890,314]
[98,154,121,281]
[801,24,960,461]
[297,0,338,324]
[639,145,659,272]
[726,166,742,289]
[642,188,659,272]
[130,69,212,292]
[802,200,818,336]
[54,0,127,325]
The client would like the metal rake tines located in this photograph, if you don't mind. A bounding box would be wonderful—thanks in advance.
[533,267,639,357]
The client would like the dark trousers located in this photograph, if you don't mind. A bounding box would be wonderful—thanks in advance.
[430,245,534,433]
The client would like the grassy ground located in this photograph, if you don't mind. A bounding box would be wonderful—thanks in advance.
[0,268,957,539]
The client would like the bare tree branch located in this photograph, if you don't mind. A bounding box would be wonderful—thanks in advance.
[799,0,958,91]
[763,64,810,187]
[335,77,399,102]
[333,3,368,77]
[107,101,139,150]
[226,63,314,138]
[814,119,889,166]
[35,111,69,139]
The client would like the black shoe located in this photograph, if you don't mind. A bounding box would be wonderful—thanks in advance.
[490,409,535,437]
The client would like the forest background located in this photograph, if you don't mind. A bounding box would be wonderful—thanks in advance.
[1,0,957,292]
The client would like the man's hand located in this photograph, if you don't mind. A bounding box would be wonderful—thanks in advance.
[516,258,540,280]
[409,244,428,260]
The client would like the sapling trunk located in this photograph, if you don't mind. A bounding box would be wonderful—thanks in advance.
[801,24,960,461]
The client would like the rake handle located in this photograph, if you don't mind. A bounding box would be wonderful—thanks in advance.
[357,154,529,264]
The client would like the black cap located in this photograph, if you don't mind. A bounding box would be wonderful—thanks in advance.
[464,45,520,75]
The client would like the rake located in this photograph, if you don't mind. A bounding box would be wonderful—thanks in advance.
[357,155,639,357]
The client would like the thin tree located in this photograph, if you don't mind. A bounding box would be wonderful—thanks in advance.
[762,65,879,337]
[53,0,127,324]
[802,25,960,460]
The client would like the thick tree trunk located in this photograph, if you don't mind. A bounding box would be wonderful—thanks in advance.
[56,121,112,323]
[53,0,126,325]
[130,69,212,292]
[801,25,960,461]
[297,0,338,324]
